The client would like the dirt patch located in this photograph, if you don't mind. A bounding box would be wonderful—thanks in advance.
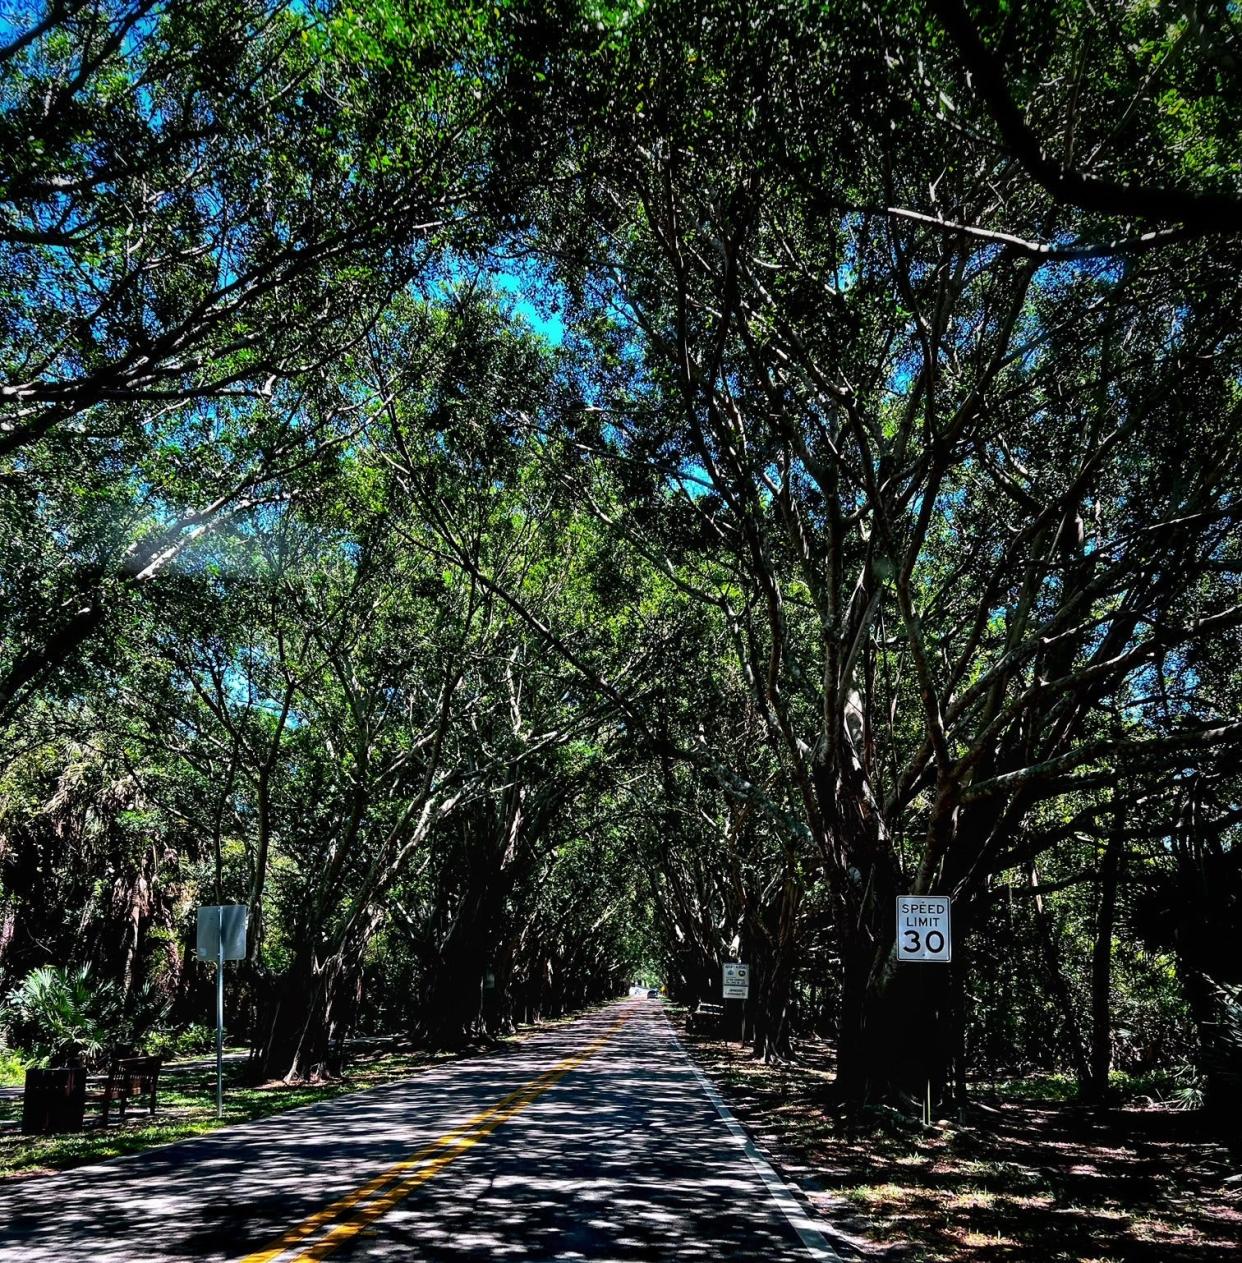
[678,1019,1242,1263]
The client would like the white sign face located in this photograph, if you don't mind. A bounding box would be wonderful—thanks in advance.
[896,897,951,962]
[196,905,248,961]
[722,962,750,999]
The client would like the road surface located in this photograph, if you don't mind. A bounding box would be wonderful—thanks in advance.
[0,999,841,1262]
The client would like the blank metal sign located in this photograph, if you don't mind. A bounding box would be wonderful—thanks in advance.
[196,904,248,961]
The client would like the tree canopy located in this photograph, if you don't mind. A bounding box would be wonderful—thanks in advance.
[1,0,1239,1119]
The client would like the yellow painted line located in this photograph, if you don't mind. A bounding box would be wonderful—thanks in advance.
[240,1005,634,1263]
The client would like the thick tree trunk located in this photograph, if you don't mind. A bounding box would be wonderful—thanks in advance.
[1028,861,1091,1082]
[751,958,793,1061]
[949,952,969,1113]
[750,874,800,1061]
[836,936,956,1111]
[252,921,376,1081]
[419,946,488,1048]
[1088,827,1124,1101]
[252,957,335,1082]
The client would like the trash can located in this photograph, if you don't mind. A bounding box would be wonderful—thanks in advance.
[21,1065,86,1134]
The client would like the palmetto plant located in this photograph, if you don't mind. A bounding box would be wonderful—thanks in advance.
[4,966,121,1068]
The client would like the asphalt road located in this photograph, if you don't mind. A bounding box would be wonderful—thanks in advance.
[0,999,841,1262]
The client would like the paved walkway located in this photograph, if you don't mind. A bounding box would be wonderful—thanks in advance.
[0,999,843,1262]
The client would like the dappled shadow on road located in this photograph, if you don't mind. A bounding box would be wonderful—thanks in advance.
[0,1001,827,1262]
[331,1007,826,1262]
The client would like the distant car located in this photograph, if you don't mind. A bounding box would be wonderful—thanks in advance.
[646,988,660,999]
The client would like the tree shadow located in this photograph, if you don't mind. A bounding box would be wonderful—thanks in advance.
[682,1026,1242,1263]
[0,1003,838,1262]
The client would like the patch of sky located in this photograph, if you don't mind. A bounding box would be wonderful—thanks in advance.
[1036,252,1125,286]
[221,658,304,725]
[674,461,713,498]
[0,5,23,43]
[834,211,865,291]
[888,352,918,396]
[937,485,968,517]
[489,267,566,345]
[0,1,162,75]
[420,248,567,346]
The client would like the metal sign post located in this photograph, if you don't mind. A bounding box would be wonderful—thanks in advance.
[215,910,224,1118]
[196,905,248,1120]
[895,896,952,1125]
[722,962,750,1046]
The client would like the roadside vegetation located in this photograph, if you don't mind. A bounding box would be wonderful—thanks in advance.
[680,1014,1241,1263]
[1,0,1239,1253]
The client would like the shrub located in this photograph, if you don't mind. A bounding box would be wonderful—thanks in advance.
[141,1024,216,1059]
[3,965,122,1067]
[0,1048,29,1086]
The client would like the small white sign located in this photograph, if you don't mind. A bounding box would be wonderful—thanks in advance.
[722,962,750,999]
[196,905,248,961]
[896,897,951,962]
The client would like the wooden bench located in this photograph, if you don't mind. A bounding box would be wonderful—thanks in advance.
[86,1055,162,1125]
[686,1002,724,1036]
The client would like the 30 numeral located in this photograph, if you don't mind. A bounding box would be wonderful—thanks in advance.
[902,929,946,955]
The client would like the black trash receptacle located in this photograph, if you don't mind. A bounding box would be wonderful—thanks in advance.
[21,1065,86,1134]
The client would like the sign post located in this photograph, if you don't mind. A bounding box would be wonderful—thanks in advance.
[216,915,223,1117]
[895,897,951,1124]
[196,905,247,1119]
[722,962,749,1045]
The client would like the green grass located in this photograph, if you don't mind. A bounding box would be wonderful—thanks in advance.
[986,1068,1195,1106]
[0,1044,466,1178]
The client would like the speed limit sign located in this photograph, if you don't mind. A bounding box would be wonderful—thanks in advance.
[896,896,951,962]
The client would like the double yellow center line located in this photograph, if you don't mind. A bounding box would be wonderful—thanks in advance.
[241,1005,633,1263]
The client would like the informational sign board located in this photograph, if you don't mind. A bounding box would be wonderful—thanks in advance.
[896,896,951,962]
[722,961,750,999]
[196,905,248,961]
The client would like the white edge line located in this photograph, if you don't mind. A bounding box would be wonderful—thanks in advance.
[662,1009,845,1263]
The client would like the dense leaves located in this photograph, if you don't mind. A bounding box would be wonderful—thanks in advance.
[1,0,1239,1121]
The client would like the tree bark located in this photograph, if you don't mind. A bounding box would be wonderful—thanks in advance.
[1027,861,1091,1083]
[1088,825,1125,1101]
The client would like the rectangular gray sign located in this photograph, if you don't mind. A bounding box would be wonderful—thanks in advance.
[196,904,248,961]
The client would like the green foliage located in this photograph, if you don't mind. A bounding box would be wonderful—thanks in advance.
[3,966,122,1067]
[140,1024,218,1061]
[0,1049,30,1086]
[0,0,1237,1112]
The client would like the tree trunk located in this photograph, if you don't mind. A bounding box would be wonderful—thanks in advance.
[252,956,334,1082]
[1088,826,1125,1101]
[948,929,970,1114]
[750,873,800,1061]
[835,934,956,1111]
[252,916,378,1081]
[1027,861,1091,1083]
